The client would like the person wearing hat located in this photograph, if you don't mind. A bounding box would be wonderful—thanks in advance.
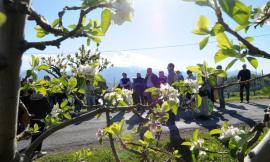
[237,64,251,103]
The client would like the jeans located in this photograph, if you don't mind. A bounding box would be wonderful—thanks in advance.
[218,88,225,108]
[240,83,250,102]
[86,96,96,110]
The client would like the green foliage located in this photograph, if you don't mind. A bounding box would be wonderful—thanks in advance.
[199,36,209,50]
[246,57,258,69]
[0,12,6,27]
[101,9,112,34]
[218,0,251,25]
[34,25,48,38]
[192,15,210,35]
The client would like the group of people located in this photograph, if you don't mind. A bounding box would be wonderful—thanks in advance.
[118,63,196,105]
[118,63,252,110]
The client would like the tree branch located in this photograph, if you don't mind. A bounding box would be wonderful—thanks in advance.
[213,0,270,59]
[24,4,110,51]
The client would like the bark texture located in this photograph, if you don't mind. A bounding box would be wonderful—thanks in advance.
[0,0,29,161]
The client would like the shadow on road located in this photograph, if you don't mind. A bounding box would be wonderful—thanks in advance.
[226,103,247,110]
[247,102,268,109]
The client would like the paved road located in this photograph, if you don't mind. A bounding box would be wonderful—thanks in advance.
[18,99,270,153]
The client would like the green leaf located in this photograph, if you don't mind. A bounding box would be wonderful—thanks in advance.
[63,113,72,120]
[33,123,40,133]
[216,32,232,49]
[68,24,77,29]
[199,36,209,50]
[226,59,238,71]
[235,24,248,32]
[212,23,225,35]
[144,130,154,142]
[0,12,6,26]
[90,36,101,43]
[247,57,258,69]
[193,129,199,141]
[214,50,228,63]
[34,26,48,38]
[187,66,201,73]
[31,55,39,67]
[196,94,202,107]
[192,29,209,35]
[169,101,179,115]
[181,141,192,146]
[51,19,60,27]
[38,64,50,71]
[68,77,77,88]
[197,15,209,30]
[195,0,210,7]
[223,121,229,129]
[218,0,250,25]
[209,129,222,135]
[161,101,170,112]
[101,9,112,34]
[35,87,47,96]
[60,100,68,108]
[95,74,106,82]
[119,119,124,134]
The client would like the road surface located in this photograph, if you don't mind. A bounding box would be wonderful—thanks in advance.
[18,99,270,153]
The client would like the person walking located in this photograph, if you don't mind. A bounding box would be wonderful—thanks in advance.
[144,68,160,104]
[118,72,132,89]
[132,73,146,104]
[216,65,226,108]
[238,64,251,103]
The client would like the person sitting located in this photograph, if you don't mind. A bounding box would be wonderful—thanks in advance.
[118,72,132,89]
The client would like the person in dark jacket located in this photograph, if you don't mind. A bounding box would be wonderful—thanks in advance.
[119,72,132,89]
[132,73,146,104]
[27,90,51,156]
[237,64,251,103]
[158,71,167,84]
[144,68,160,104]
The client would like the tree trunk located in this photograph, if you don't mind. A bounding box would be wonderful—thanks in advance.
[0,1,29,161]
[244,131,270,162]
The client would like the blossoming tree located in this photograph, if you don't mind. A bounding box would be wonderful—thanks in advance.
[0,0,134,161]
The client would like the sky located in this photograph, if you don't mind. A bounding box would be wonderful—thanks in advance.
[23,0,270,74]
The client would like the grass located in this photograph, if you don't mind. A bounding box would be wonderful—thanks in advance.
[35,133,236,162]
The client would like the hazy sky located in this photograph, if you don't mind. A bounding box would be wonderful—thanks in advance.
[23,0,270,73]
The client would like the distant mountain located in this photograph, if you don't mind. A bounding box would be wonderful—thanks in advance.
[20,67,260,88]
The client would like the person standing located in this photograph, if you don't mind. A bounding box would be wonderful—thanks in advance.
[167,63,177,85]
[119,72,132,89]
[85,80,96,110]
[216,65,226,108]
[186,70,196,80]
[132,73,146,104]
[158,71,167,84]
[144,68,160,104]
[238,64,251,103]
[27,89,51,157]
[175,70,184,81]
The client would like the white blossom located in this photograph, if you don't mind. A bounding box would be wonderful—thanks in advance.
[199,150,207,156]
[190,138,205,151]
[254,5,270,25]
[234,135,242,142]
[78,64,96,76]
[219,126,245,140]
[184,79,200,93]
[122,89,133,105]
[149,121,161,133]
[160,83,179,104]
[96,128,104,140]
[111,0,134,25]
